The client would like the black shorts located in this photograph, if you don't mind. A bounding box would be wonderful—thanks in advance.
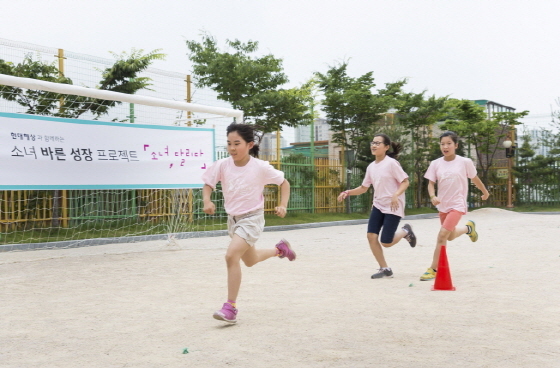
[367,206,402,244]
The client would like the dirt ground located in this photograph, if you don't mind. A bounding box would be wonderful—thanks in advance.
[1,208,559,368]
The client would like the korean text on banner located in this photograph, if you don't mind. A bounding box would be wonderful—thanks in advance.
[0,112,215,189]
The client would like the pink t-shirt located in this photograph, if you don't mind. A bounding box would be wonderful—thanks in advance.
[201,156,285,216]
[361,156,409,218]
[424,155,477,214]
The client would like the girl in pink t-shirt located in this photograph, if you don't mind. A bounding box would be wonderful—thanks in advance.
[420,131,490,281]
[337,133,416,279]
[201,123,295,324]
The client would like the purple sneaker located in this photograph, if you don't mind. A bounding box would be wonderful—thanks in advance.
[213,303,237,323]
[276,238,296,261]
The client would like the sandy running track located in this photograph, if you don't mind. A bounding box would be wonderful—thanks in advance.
[1,208,559,367]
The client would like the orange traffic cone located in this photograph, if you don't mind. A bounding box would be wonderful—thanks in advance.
[432,245,456,291]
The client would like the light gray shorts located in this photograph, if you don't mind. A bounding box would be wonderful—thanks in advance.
[227,209,265,247]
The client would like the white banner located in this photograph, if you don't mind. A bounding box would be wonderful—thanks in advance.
[0,113,215,189]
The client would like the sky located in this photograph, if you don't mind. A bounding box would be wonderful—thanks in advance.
[2,0,559,142]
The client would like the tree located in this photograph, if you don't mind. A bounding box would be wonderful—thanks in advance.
[514,133,557,203]
[315,61,406,169]
[396,92,450,207]
[0,49,165,119]
[0,49,165,227]
[547,100,560,158]
[186,33,313,135]
[514,133,536,201]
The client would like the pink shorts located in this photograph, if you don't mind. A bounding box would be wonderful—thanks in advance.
[439,210,463,232]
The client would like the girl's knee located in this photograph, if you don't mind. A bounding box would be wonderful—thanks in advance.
[242,258,257,267]
[380,242,391,248]
[225,252,241,266]
[367,233,379,240]
[437,228,451,243]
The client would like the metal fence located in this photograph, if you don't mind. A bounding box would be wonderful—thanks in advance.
[215,151,368,215]
[515,161,560,206]
[1,38,559,247]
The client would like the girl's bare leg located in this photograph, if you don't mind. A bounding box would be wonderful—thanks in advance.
[225,235,250,301]
[430,225,469,268]
[225,234,278,301]
[367,233,388,268]
[380,228,407,248]
[241,242,277,267]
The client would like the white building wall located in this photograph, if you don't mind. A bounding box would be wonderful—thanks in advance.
[295,118,330,142]
[526,129,551,156]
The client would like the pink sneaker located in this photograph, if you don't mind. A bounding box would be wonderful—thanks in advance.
[276,239,296,261]
[213,303,237,323]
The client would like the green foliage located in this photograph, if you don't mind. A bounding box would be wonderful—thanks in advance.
[396,92,450,207]
[514,133,559,202]
[186,33,313,133]
[99,49,165,93]
[545,111,560,158]
[0,50,165,229]
[315,61,406,168]
[397,93,450,168]
[354,122,411,174]
[0,49,165,119]
[282,153,315,184]
[517,133,535,160]
[517,155,556,182]
[0,56,73,116]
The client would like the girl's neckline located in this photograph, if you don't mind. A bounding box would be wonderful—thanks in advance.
[374,155,387,164]
[232,155,251,167]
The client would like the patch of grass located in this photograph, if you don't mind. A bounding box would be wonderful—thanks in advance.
[404,207,439,216]
[264,207,439,227]
[264,211,370,226]
[0,218,229,245]
[6,205,556,246]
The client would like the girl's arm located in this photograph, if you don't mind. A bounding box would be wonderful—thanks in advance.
[275,179,290,218]
[337,185,369,202]
[428,180,441,206]
[390,178,409,211]
[471,175,490,200]
[202,184,216,215]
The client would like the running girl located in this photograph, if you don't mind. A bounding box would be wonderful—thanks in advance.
[202,123,295,324]
[337,133,416,279]
[420,130,490,281]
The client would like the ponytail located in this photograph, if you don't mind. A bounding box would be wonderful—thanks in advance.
[249,144,260,158]
[387,141,402,160]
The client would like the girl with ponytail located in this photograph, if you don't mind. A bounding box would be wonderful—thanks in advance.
[337,133,416,279]
[202,123,294,324]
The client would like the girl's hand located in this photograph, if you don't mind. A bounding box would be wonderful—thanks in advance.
[390,194,399,211]
[203,201,216,215]
[481,192,490,200]
[275,206,287,218]
[337,191,349,202]
[431,196,441,206]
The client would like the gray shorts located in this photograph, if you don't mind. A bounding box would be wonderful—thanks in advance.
[227,209,265,247]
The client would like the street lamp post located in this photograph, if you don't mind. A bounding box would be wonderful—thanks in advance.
[503,138,515,208]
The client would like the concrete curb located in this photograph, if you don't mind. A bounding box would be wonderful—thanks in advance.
[1,212,556,252]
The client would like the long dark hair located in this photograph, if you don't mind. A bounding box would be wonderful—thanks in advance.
[226,123,260,158]
[374,133,402,160]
